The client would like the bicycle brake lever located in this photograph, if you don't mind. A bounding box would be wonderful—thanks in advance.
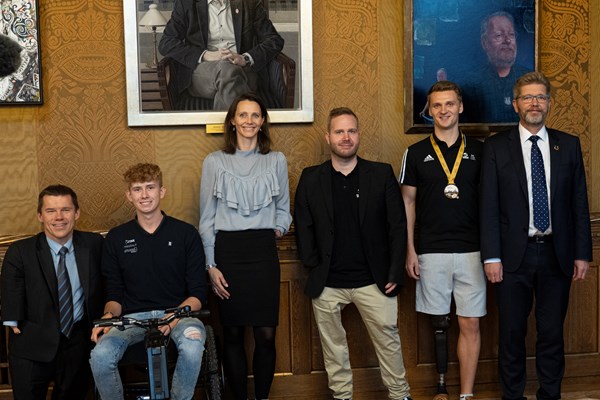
[165,305,191,317]
[93,317,122,327]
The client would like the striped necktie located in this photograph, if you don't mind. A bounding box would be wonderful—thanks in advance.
[57,246,74,338]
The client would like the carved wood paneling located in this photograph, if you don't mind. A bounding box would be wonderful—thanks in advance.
[0,0,599,397]
[1,1,596,235]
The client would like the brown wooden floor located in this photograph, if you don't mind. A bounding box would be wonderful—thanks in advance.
[267,385,600,400]
[1,379,599,399]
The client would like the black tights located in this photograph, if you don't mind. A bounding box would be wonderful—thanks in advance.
[222,325,276,400]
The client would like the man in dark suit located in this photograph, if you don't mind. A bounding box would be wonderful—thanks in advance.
[294,107,412,400]
[1,185,104,399]
[480,71,592,400]
[158,0,283,110]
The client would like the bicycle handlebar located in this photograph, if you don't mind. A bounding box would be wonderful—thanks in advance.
[93,306,207,330]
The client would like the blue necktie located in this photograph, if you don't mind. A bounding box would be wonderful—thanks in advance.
[57,246,74,338]
[529,136,549,233]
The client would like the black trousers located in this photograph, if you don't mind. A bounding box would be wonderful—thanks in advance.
[496,241,571,400]
[9,321,93,400]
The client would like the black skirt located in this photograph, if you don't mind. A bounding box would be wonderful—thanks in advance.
[214,229,280,326]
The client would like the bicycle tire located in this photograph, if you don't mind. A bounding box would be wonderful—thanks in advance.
[202,325,223,400]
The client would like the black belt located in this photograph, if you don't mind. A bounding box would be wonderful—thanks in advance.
[528,234,553,243]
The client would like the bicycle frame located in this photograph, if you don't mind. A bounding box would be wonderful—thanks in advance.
[94,306,198,400]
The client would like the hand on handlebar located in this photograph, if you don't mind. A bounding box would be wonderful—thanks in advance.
[91,306,197,342]
[91,325,111,343]
[158,313,180,336]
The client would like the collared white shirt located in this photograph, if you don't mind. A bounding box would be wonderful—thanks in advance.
[518,123,552,236]
[207,0,236,52]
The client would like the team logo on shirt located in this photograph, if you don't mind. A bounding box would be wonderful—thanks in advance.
[423,154,435,162]
[124,238,138,254]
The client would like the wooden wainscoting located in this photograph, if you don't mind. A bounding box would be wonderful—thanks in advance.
[263,219,600,399]
[1,218,599,399]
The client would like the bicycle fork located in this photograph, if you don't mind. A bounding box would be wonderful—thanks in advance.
[146,329,170,399]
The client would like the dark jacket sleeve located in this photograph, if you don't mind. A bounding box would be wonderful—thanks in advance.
[382,163,407,287]
[158,0,206,70]
[240,0,284,71]
[294,167,320,268]
[0,242,27,321]
[571,136,593,262]
[479,136,502,261]
[80,231,105,322]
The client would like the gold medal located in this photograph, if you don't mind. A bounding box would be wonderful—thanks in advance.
[430,133,465,200]
[444,184,459,199]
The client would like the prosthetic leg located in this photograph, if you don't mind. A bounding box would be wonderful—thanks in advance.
[432,314,451,400]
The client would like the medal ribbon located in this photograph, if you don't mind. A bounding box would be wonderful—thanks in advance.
[430,133,465,185]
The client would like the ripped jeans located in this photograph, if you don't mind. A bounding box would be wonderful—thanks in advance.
[90,310,206,400]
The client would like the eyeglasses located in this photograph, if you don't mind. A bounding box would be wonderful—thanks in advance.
[489,32,516,43]
[516,94,550,104]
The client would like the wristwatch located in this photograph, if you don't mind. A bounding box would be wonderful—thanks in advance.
[205,264,217,271]
[242,53,251,65]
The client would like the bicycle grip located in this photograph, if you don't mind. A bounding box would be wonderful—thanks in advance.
[93,318,123,327]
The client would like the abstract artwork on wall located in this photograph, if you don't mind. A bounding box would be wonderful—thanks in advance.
[0,0,42,105]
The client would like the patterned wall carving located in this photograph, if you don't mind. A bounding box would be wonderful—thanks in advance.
[0,0,596,236]
[36,0,155,231]
[540,0,591,179]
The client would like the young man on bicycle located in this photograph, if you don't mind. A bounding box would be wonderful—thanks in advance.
[90,163,208,400]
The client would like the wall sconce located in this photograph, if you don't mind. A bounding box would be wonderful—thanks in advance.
[139,4,167,69]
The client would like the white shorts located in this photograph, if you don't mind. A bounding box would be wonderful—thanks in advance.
[415,251,486,317]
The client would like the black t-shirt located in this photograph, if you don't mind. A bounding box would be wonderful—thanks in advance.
[327,163,374,288]
[400,134,482,254]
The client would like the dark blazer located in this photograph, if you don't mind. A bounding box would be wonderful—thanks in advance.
[0,231,104,362]
[480,127,592,275]
[158,0,284,95]
[294,158,407,299]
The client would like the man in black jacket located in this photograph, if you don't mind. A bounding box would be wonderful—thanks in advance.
[1,185,104,399]
[158,0,283,110]
[294,107,412,400]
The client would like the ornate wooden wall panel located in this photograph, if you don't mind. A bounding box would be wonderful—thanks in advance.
[36,0,155,230]
[0,0,599,397]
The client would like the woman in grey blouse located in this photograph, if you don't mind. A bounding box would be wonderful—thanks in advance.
[199,93,292,400]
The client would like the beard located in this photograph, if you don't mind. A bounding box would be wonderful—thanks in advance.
[522,109,546,126]
[330,143,358,159]
[488,47,517,69]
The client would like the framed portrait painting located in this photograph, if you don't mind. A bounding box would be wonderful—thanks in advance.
[404,0,538,133]
[124,0,314,127]
[0,0,43,105]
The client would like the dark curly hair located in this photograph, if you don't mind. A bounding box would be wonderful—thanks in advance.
[0,35,22,78]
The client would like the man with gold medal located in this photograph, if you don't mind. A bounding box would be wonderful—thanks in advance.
[399,81,486,400]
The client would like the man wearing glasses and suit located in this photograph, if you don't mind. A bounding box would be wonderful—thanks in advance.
[480,71,592,400]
